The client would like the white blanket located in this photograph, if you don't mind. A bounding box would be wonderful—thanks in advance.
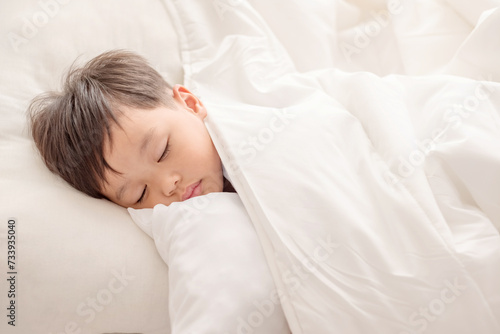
[164,0,500,333]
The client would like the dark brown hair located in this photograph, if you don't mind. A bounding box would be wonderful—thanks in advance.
[28,49,174,198]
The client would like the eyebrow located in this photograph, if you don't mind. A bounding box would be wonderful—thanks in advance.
[140,127,157,156]
[115,127,157,202]
[116,181,129,202]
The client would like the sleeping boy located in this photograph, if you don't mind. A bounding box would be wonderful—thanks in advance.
[29,49,235,209]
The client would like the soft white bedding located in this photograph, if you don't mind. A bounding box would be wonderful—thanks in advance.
[129,193,290,334]
[202,72,500,333]
[163,0,500,333]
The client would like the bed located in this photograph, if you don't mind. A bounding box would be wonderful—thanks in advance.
[1,0,499,333]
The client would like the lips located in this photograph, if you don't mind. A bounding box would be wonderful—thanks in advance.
[181,180,202,201]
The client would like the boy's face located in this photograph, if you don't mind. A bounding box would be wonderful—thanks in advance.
[100,85,224,209]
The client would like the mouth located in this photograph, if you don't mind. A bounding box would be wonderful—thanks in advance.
[181,180,202,201]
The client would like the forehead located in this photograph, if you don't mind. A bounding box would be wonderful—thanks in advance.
[104,105,164,154]
[100,107,151,180]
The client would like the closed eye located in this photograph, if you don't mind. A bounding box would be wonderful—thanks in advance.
[158,142,170,162]
[136,185,147,204]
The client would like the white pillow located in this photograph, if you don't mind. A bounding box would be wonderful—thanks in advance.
[128,193,291,334]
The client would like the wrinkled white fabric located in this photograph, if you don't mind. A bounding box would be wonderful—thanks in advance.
[129,193,290,334]
[164,0,500,333]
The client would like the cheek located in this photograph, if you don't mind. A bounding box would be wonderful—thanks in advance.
[176,121,223,184]
[186,128,220,166]
[196,137,223,188]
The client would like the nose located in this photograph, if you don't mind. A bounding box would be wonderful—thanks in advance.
[160,172,181,197]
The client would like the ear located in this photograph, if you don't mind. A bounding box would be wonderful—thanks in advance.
[172,84,207,120]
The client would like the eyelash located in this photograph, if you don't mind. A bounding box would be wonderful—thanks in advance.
[137,143,170,204]
[137,186,147,204]
[158,143,170,162]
